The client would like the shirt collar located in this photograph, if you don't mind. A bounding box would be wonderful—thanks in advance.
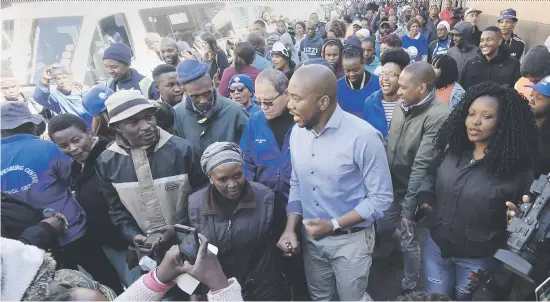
[311,104,344,136]
[399,89,435,111]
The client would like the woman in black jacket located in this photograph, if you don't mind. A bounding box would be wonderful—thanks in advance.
[187,142,290,301]
[200,32,229,88]
[417,82,539,300]
[48,114,139,287]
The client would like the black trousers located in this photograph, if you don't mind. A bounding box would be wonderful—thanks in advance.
[63,232,123,294]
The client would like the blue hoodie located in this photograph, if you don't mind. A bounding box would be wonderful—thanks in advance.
[299,33,324,59]
[1,134,87,246]
[363,89,390,137]
[337,73,380,117]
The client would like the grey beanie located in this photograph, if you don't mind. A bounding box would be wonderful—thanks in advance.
[200,142,244,176]
[520,45,550,78]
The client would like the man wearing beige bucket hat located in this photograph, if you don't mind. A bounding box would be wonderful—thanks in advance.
[96,89,205,257]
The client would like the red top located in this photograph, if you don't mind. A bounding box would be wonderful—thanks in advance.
[439,9,452,22]
[218,65,261,97]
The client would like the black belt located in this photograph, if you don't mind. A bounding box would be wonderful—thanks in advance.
[333,227,365,236]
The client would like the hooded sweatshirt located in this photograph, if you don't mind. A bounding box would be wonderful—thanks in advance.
[299,33,324,59]
[280,33,309,65]
[321,40,345,79]
[446,22,479,81]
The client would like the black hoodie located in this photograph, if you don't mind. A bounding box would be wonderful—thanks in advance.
[459,44,521,90]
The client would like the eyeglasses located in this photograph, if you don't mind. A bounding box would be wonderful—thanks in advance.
[229,86,246,93]
[254,91,284,107]
[379,72,400,80]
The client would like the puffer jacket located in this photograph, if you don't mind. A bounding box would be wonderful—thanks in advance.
[239,111,293,234]
[416,152,533,258]
[187,181,289,301]
[460,45,521,90]
[96,128,204,242]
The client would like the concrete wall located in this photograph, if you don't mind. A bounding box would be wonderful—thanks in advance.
[465,1,550,51]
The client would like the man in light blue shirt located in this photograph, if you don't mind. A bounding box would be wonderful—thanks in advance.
[277,64,393,301]
[247,33,273,71]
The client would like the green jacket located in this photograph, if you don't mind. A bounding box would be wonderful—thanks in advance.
[173,92,249,156]
[386,91,449,219]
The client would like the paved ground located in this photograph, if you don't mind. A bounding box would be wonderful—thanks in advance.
[368,228,429,301]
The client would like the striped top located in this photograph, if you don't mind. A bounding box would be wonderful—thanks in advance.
[381,100,397,129]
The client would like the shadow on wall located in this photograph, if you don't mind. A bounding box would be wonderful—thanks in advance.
[477,15,550,53]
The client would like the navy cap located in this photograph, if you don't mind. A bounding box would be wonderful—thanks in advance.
[229,74,254,94]
[526,75,550,97]
[176,60,209,85]
[498,8,518,22]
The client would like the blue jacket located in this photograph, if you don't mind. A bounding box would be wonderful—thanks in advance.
[240,112,292,210]
[246,101,262,116]
[1,134,87,246]
[252,52,272,71]
[33,82,93,129]
[336,74,380,117]
[363,89,389,137]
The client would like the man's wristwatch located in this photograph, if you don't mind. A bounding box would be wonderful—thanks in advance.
[331,218,342,233]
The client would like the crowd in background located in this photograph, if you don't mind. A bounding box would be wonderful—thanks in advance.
[2,0,550,301]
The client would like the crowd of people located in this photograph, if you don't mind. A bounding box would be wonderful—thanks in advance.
[2,0,550,301]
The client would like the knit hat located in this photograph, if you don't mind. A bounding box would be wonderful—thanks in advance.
[83,84,114,116]
[356,29,371,39]
[229,74,254,94]
[1,102,43,130]
[271,42,292,65]
[103,43,133,66]
[200,142,244,176]
[176,60,209,85]
[520,45,550,78]
[105,90,156,124]
[438,21,451,32]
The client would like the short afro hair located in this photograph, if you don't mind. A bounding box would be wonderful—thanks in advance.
[380,33,402,48]
[152,64,177,80]
[380,48,410,70]
[432,54,459,89]
[48,114,89,138]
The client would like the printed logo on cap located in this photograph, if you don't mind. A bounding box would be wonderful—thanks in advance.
[99,92,107,99]
[234,77,241,82]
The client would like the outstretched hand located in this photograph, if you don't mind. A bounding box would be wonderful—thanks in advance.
[156,233,229,291]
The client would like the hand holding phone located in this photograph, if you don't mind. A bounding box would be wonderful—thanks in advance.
[174,225,200,264]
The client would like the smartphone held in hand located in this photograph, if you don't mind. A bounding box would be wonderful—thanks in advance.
[174,224,200,264]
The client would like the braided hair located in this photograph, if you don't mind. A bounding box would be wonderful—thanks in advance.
[434,82,539,178]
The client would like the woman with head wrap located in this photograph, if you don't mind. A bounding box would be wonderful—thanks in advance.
[321,39,345,78]
[187,142,291,300]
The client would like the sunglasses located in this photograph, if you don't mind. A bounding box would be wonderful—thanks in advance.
[254,91,284,107]
[229,86,246,93]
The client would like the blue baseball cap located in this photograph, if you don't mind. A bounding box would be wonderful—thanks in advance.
[526,75,550,97]
[83,84,115,116]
